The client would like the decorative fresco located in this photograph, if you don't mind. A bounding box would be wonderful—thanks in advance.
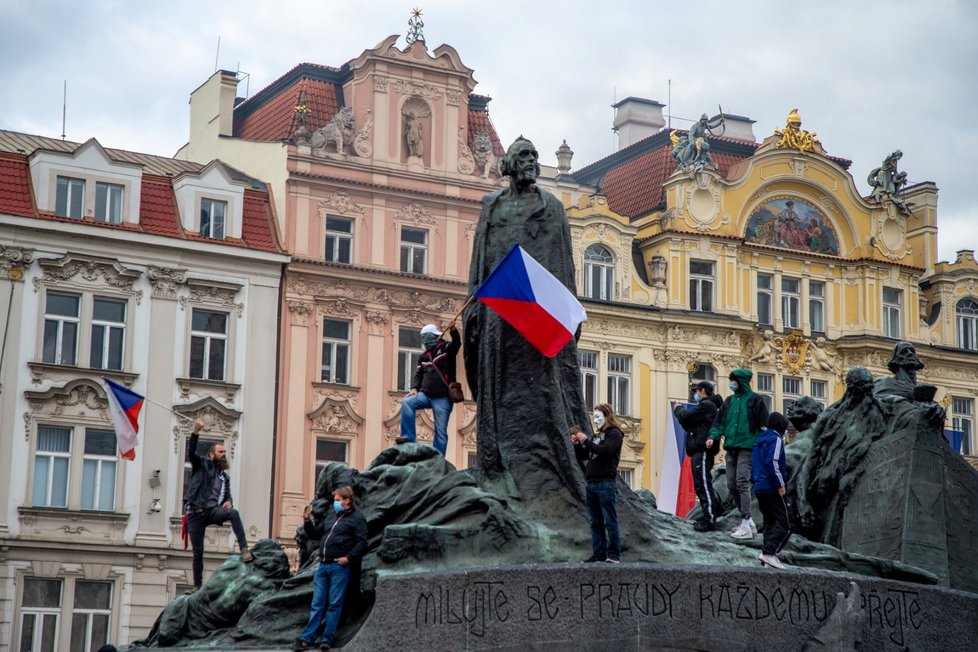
[744,197,839,256]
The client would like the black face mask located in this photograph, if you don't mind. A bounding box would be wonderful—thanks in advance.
[421,334,439,350]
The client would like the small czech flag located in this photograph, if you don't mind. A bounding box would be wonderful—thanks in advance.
[103,377,144,461]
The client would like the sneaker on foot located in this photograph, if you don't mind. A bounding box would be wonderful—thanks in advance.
[730,523,753,539]
[605,555,621,563]
[758,553,785,569]
[239,548,253,563]
[394,436,411,445]
[292,639,314,651]
[583,554,606,563]
[748,519,758,535]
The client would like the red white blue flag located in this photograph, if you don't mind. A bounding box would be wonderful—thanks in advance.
[659,402,698,517]
[474,244,587,357]
[103,377,144,461]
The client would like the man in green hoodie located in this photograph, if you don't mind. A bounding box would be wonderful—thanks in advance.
[709,369,770,539]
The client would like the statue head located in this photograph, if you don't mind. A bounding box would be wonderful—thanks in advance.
[845,366,874,396]
[501,136,540,184]
[786,395,824,432]
[787,108,802,127]
[887,341,924,375]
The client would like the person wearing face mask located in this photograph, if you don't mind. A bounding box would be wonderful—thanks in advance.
[183,417,252,592]
[708,369,770,540]
[674,381,723,531]
[396,321,461,455]
[294,486,368,651]
[572,403,624,563]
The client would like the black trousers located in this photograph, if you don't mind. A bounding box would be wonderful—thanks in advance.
[756,491,792,555]
[690,451,719,522]
[186,506,248,587]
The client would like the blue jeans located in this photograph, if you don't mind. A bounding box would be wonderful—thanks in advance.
[400,392,452,455]
[586,481,620,559]
[299,561,352,645]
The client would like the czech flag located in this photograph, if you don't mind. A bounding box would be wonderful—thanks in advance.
[473,244,587,357]
[103,377,144,461]
[658,402,698,517]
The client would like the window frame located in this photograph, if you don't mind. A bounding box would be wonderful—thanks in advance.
[42,291,81,366]
[688,260,714,313]
[578,350,598,412]
[321,318,351,385]
[782,277,801,329]
[15,574,120,652]
[89,297,126,371]
[583,244,615,301]
[200,197,228,240]
[94,182,124,224]
[55,175,85,219]
[399,227,428,275]
[32,425,72,509]
[69,580,113,651]
[755,372,774,412]
[956,298,978,351]
[80,429,118,512]
[189,308,229,381]
[607,353,631,417]
[809,281,825,333]
[757,273,773,326]
[325,216,354,264]
[314,439,349,492]
[810,379,828,406]
[882,287,903,339]
[18,578,63,652]
[396,326,421,392]
[951,397,974,456]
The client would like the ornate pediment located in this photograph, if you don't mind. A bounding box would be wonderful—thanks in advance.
[318,190,364,217]
[24,379,109,438]
[384,397,434,444]
[308,397,364,435]
[33,253,142,302]
[179,278,244,317]
[172,397,242,457]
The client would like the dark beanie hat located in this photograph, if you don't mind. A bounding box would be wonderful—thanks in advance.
[692,380,714,394]
[767,412,789,435]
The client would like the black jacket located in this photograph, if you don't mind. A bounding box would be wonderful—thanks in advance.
[574,427,623,482]
[303,507,369,562]
[413,328,461,398]
[184,432,233,509]
[675,394,723,456]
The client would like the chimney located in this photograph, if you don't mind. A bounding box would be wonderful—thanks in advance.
[555,140,574,174]
[612,97,665,150]
[717,112,756,142]
[188,70,240,146]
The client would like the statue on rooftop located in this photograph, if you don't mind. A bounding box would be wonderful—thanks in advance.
[671,111,725,174]
[867,150,911,213]
[774,108,819,153]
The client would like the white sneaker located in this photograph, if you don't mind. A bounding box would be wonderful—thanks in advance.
[758,553,785,569]
[748,519,758,534]
[730,523,753,539]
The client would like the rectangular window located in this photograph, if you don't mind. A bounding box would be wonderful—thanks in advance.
[19,578,62,652]
[782,277,801,329]
[689,260,714,312]
[189,309,228,381]
[755,372,774,412]
[32,426,71,508]
[883,287,902,339]
[325,216,353,264]
[607,354,631,417]
[200,198,227,239]
[183,436,220,512]
[94,182,123,224]
[400,227,428,274]
[55,176,85,219]
[782,375,801,415]
[397,327,421,391]
[810,379,828,404]
[757,274,773,325]
[952,397,974,456]
[466,452,478,469]
[578,350,598,412]
[81,429,117,511]
[42,292,80,366]
[70,581,112,651]
[809,281,825,333]
[321,319,351,384]
[314,439,348,491]
[90,297,126,371]
[618,468,634,488]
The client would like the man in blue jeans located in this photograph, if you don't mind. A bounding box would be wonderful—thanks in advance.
[396,322,460,455]
[293,486,368,651]
[573,403,624,563]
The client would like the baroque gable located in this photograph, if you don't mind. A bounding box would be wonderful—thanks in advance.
[33,253,143,302]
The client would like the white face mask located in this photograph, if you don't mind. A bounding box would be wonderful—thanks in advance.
[593,410,606,430]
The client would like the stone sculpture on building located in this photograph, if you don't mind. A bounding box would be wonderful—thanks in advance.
[470,132,497,178]
[670,111,724,174]
[310,106,356,154]
[867,149,911,213]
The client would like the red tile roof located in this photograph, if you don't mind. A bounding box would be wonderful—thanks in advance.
[236,77,340,142]
[241,190,281,251]
[468,110,505,158]
[138,176,184,236]
[0,153,37,217]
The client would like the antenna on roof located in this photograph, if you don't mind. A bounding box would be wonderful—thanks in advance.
[611,86,617,150]
[214,36,221,72]
[236,62,251,98]
[61,80,67,140]
[667,79,671,130]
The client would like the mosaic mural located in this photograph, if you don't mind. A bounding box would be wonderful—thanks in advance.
[744,197,839,256]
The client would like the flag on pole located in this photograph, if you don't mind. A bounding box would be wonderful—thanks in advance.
[103,377,144,461]
[473,244,587,357]
[658,402,699,517]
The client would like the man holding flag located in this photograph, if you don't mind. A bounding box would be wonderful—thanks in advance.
[464,136,591,510]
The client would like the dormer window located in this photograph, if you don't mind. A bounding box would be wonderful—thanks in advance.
[94,182,124,224]
[200,198,227,239]
[55,176,85,219]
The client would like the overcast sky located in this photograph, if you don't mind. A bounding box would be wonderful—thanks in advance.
[2,0,975,263]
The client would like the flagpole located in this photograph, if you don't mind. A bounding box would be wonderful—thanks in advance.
[142,396,196,422]
[448,295,475,326]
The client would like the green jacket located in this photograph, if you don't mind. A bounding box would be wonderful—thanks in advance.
[709,369,770,450]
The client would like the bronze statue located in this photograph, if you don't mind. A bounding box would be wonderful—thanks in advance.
[670,112,724,174]
[867,150,911,213]
[463,136,591,513]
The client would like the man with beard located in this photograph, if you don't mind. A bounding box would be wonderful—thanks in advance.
[185,418,252,591]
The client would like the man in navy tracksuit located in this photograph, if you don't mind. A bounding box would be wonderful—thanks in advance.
[752,412,791,569]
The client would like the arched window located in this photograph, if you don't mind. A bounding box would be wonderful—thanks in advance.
[584,244,614,301]
[957,298,978,351]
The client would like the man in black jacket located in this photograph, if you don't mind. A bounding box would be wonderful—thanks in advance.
[397,322,461,455]
[294,485,369,651]
[674,381,723,531]
[184,418,251,590]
